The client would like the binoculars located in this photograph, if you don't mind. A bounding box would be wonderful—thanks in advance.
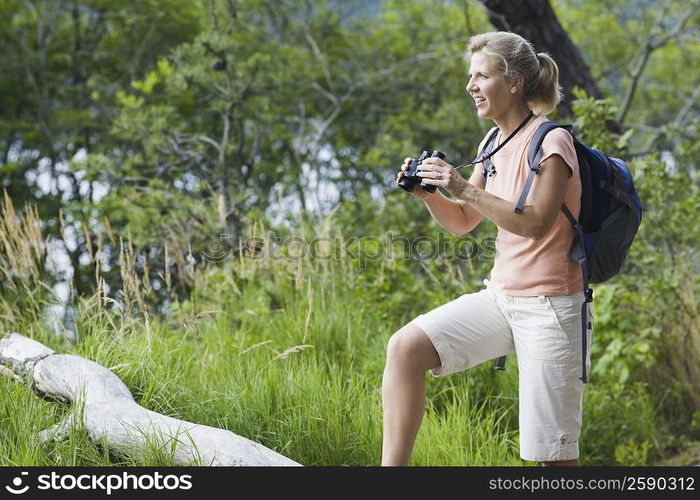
[397,150,446,193]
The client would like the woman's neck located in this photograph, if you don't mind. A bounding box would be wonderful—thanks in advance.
[494,105,534,138]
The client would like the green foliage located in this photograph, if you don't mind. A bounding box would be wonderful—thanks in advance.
[590,283,661,385]
[571,88,633,152]
[615,438,653,466]
[0,0,202,295]
[582,382,660,465]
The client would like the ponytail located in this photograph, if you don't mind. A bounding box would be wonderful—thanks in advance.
[528,53,562,116]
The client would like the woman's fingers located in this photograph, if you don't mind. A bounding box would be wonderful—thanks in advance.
[417,168,440,178]
[420,157,445,167]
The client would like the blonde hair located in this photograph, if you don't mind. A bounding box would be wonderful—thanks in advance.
[466,31,562,116]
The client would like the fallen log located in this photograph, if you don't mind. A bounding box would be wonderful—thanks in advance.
[0,332,300,466]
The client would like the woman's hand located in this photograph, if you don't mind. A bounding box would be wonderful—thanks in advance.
[416,157,468,198]
[397,157,437,200]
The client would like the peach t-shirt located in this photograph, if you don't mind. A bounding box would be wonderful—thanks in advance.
[477,115,583,296]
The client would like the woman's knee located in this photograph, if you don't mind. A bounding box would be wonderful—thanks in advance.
[386,324,440,372]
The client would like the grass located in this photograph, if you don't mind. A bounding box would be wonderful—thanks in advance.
[0,194,693,466]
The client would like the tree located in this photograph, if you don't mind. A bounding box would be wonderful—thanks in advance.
[0,0,202,296]
[554,0,700,155]
[96,0,489,250]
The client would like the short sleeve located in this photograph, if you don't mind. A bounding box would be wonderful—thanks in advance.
[540,128,578,177]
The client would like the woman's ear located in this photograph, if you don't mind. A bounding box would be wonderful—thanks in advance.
[510,75,524,95]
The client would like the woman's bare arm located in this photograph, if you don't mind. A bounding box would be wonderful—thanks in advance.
[418,154,571,240]
[422,166,485,236]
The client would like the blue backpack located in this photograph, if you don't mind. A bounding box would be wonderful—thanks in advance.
[480,121,643,383]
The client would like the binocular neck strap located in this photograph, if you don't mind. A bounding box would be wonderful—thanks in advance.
[456,111,534,170]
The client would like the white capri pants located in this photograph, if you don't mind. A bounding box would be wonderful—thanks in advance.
[412,279,594,462]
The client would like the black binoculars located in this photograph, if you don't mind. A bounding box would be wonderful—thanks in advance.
[397,150,446,193]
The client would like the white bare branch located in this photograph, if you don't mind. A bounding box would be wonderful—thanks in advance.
[0,332,300,466]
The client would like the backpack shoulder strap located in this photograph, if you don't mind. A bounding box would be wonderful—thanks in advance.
[480,127,500,185]
[514,121,569,214]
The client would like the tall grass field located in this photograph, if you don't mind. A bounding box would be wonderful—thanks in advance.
[0,192,696,466]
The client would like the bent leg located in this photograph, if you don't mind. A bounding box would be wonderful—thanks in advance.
[381,323,440,466]
[381,283,514,466]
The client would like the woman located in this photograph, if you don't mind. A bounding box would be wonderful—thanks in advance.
[386,31,592,466]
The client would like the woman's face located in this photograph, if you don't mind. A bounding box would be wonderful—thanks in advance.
[466,51,519,121]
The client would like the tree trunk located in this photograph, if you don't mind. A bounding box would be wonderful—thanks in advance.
[0,332,300,466]
[478,0,603,119]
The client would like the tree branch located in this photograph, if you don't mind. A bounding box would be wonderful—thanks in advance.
[617,6,696,123]
[0,332,300,466]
